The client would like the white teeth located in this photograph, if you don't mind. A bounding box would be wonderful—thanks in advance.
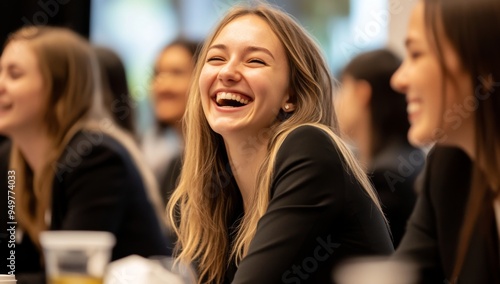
[407,102,421,114]
[216,92,249,105]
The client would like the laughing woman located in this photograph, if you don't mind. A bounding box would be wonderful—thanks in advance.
[391,0,500,283]
[0,26,169,280]
[167,3,393,284]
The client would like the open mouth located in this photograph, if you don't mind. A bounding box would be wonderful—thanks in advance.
[215,92,251,108]
[406,99,422,115]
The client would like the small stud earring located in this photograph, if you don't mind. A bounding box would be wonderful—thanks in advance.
[284,104,290,110]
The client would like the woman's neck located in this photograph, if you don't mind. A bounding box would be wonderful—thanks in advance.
[449,128,475,161]
[12,130,52,174]
[436,110,475,159]
[445,120,500,190]
[223,133,269,211]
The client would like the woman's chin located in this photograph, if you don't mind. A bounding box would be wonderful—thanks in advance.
[408,126,435,147]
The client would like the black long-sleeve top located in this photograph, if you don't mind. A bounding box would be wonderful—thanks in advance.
[395,146,500,284]
[14,131,171,281]
[225,125,394,283]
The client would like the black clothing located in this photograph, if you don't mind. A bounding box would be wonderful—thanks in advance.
[395,146,500,284]
[160,154,182,207]
[16,131,170,279]
[227,126,394,283]
[0,139,12,275]
[369,140,423,247]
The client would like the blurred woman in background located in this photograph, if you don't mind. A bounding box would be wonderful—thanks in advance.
[335,49,423,248]
[142,38,200,196]
[0,26,169,281]
[391,0,500,282]
[94,46,136,136]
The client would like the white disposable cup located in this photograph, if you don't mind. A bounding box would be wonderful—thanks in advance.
[0,274,16,283]
[40,231,115,283]
[334,257,417,284]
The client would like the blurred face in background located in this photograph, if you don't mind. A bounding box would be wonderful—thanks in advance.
[0,40,47,138]
[391,2,472,146]
[151,44,195,126]
[335,75,370,141]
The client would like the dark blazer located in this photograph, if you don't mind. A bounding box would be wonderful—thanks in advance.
[226,125,394,284]
[369,140,423,247]
[16,130,170,278]
[395,146,500,284]
[160,153,182,207]
[0,139,12,275]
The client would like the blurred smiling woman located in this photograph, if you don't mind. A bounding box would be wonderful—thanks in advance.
[0,26,169,279]
[391,0,500,283]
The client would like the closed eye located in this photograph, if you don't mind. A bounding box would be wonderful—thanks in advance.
[7,67,23,79]
[249,58,266,65]
[409,52,422,60]
[9,71,23,79]
[1,65,24,79]
[207,57,224,63]
[406,46,423,60]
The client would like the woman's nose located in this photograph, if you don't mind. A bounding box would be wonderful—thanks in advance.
[217,61,242,84]
[153,74,173,92]
[391,62,409,95]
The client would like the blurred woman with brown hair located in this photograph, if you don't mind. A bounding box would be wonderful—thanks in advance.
[0,26,169,279]
[336,49,424,248]
[93,46,136,135]
[142,38,201,193]
[391,0,500,282]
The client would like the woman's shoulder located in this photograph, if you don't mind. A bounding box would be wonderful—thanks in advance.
[278,124,339,157]
[423,145,472,199]
[281,124,335,146]
[284,124,332,139]
[55,130,137,179]
[65,130,131,158]
[275,124,344,172]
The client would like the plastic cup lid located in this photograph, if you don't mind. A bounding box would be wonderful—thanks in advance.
[40,231,116,250]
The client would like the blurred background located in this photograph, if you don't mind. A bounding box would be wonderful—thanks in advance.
[0,0,416,134]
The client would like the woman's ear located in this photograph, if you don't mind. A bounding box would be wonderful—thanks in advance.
[282,102,296,112]
[282,92,296,112]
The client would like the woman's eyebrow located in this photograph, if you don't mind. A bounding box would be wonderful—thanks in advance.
[208,44,274,59]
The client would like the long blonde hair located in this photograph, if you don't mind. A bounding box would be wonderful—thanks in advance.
[7,26,162,248]
[167,4,384,283]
